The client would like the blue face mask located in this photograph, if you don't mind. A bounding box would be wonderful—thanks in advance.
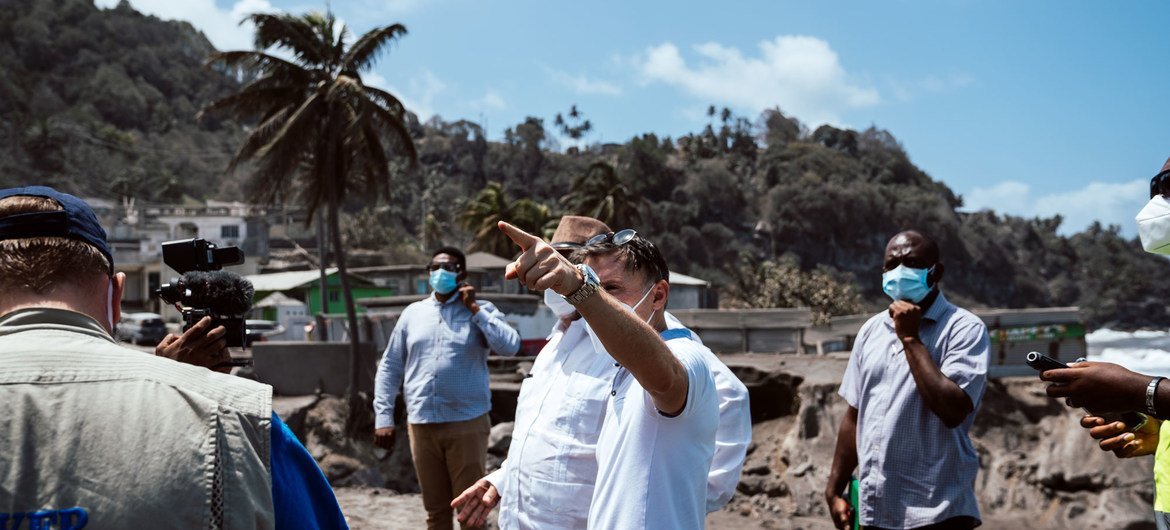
[881,264,934,303]
[429,269,458,295]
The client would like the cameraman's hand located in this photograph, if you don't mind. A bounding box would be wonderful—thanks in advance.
[1081,414,1160,458]
[156,316,231,374]
[458,283,480,315]
[373,426,396,450]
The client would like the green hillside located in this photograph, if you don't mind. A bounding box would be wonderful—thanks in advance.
[0,0,244,199]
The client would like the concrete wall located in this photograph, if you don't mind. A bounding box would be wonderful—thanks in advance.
[252,342,379,396]
[667,285,703,310]
[671,308,812,354]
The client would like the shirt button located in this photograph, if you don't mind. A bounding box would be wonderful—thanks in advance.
[613,362,619,367]
[611,390,616,396]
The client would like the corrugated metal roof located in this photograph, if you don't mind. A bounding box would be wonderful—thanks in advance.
[254,291,306,308]
[669,271,709,287]
[466,251,512,269]
[247,268,338,291]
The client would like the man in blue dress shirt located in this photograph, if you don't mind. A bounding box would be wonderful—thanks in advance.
[825,231,990,530]
[373,246,521,530]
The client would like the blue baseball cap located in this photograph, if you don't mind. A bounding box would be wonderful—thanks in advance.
[0,186,114,270]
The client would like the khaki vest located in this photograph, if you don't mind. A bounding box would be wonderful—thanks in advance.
[0,309,276,530]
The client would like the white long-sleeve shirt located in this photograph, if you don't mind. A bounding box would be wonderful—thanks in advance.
[488,320,614,528]
[487,314,751,528]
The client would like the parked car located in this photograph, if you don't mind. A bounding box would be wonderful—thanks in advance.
[244,319,285,347]
[116,312,169,346]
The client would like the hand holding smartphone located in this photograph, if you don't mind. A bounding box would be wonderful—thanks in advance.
[1026,351,1148,432]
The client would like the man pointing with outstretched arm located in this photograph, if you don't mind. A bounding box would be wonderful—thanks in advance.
[474,221,718,529]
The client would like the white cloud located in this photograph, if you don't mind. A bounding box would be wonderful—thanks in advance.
[962,179,1148,235]
[962,181,1033,216]
[96,0,276,51]
[472,90,507,111]
[633,35,880,127]
[368,70,445,121]
[546,68,622,96]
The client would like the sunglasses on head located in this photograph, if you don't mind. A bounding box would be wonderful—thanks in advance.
[586,229,637,247]
[1151,170,1170,199]
[428,262,461,272]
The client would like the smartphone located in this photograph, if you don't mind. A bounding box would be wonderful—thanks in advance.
[1025,351,1067,372]
[1026,351,1147,432]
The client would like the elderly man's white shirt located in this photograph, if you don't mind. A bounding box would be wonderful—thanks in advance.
[666,312,752,512]
[488,319,616,529]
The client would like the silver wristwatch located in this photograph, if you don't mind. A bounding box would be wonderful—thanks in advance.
[565,264,600,306]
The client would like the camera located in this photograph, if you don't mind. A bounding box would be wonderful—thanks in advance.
[156,238,253,348]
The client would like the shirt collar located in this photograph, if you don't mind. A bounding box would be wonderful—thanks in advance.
[882,291,953,327]
[0,307,115,342]
[922,291,952,323]
[430,292,460,306]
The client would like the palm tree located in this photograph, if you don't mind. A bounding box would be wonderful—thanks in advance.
[560,161,648,229]
[200,11,417,427]
[460,181,552,257]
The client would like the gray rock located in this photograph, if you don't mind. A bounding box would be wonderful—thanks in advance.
[488,421,514,456]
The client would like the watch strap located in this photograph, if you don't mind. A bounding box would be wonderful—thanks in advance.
[1147,377,1165,417]
[566,264,599,306]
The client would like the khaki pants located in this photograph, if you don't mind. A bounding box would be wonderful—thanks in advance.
[408,414,491,530]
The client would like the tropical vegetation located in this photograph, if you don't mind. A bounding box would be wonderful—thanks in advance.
[4,0,1170,331]
[199,10,417,421]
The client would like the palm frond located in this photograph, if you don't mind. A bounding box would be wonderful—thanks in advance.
[342,24,408,73]
[206,50,309,78]
[362,85,409,117]
[255,93,323,160]
[248,13,328,66]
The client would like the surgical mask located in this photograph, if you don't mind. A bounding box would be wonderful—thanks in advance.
[543,289,576,318]
[1137,195,1170,254]
[620,285,656,322]
[429,269,458,295]
[584,285,656,354]
[881,264,934,304]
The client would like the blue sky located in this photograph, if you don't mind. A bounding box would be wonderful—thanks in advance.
[99,0,1170,236]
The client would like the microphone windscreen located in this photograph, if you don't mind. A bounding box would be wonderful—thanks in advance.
[181,270,255,315]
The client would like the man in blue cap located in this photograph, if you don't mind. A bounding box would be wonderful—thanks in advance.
[0,186,347,529]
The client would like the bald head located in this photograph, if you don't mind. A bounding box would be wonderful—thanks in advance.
[884,230,940,272]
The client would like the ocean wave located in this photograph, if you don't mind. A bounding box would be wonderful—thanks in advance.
[1089,347,1170,377]
[1086,328,1170,343]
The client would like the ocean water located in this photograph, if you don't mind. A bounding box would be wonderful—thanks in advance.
[1086,328,1170,377]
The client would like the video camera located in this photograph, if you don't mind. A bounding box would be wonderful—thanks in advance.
[155,238,254,348]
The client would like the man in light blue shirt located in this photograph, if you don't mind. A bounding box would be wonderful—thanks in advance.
[373,246,520,530]
[825,231,989,530]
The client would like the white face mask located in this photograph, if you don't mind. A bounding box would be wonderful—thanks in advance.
[1137,195,1170,255]
[543,289,577,318]
[583,285,656,354]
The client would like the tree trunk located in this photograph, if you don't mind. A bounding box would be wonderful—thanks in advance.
[322,121,363,435]
[328,183,362,434]
[316,209,329,341]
